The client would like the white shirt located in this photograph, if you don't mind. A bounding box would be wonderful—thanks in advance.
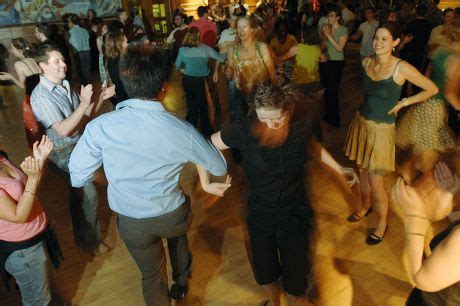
[342,7,355,25]
[218,27,236,45]
[358,20,379,57]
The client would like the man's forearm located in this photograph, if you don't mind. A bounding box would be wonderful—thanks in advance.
[52,103,88,137]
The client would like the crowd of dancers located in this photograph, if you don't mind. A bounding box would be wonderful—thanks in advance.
[0,1,459,306]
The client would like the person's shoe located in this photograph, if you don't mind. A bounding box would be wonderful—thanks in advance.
[169,283,188,300]
[366,226,388,245]
[347,207,372,223]
[94,242,111,256]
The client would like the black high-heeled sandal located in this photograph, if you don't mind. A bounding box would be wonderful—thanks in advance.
[366,226,388,245]
[347,207,372,223]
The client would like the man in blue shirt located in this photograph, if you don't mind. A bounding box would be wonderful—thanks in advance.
[66,14,91,85]
[69,45,227,306]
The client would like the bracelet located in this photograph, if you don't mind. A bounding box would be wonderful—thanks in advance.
[24,190,36,196]
[404,214,431,221]
[405,232,426,237]
[398,98,409,106]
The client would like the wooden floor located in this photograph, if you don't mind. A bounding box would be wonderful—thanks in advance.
[0,44,448,306]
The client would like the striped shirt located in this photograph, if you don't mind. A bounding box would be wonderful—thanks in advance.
[31,75,81,149]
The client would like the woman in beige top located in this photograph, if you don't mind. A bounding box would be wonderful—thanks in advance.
[224,16,278,120]
[0,38,41,95]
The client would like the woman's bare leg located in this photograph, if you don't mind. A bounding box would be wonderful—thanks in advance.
[368,173,388,237]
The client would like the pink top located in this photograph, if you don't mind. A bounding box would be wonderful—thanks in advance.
[0,157,47,242]
[189,19,218,47]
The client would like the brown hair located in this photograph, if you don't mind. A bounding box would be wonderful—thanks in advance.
[181,27,201,47]
[105,31,126,60]
[11,37,35,58]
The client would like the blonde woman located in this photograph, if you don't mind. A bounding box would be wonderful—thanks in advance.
[175,27,226,135]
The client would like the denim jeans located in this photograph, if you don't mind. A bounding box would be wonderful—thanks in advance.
[5,241,51,306]
[227,80,247,121]
[49,145,100,252]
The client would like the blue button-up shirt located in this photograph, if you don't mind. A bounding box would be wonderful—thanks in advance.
[31,75,81,150]
[69,99,227,218]
[68,25,90,52]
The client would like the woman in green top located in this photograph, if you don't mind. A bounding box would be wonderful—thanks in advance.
[321,3,348,127]
[344,22,438,245]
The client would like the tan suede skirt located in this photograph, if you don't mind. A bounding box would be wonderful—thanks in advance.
[344,112,395,175]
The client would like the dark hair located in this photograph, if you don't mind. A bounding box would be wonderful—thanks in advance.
[34,43,60,64]
[377,21,402,40]
[197,6,208,17]
[119,44,171,100]
[274,17,288,33]
[108,20,124,33]
[325,3,341,20]
[87,9,96,19]
[117,8,127,16]
[0,43,9,59]
[302,25,320,44]
[35,23,51,38]
[11,38,35,58]
[443,8,454,17]
[364,7,376,13]
[69,14,80,25]
[415,4,428,17]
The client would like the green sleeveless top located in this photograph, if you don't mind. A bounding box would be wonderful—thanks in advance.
[359,59,403,124]
[431,48,453,102]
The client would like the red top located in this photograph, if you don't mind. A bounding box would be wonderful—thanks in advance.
[189,18,218,47]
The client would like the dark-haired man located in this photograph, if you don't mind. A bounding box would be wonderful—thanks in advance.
[31,44,115,255]
[189,6,218,47]
[350,7,379,58]
[69,45,227,306]
[35,23,73,81]
[66,14,91,85]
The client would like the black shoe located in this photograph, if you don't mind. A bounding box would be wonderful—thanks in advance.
[366,226,388,245]
[169,283,188,300]
[347,207,372,223]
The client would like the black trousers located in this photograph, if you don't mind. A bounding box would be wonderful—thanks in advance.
[75,50,91,86]
[324,60,345,127]
[183,75,213,136]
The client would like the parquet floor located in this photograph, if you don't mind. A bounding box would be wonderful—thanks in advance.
[0,44,452,306]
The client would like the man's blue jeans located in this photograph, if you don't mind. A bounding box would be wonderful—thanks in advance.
[5,241,51,306]
[49,145,100,252]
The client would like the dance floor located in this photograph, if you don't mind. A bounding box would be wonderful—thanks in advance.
[0,44,452,305]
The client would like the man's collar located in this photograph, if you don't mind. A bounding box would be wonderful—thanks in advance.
[39,75,68,92]
[115,99,166,111]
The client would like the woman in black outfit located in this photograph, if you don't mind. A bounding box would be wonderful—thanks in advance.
[197,84,353,306]
[104,31,128,106]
